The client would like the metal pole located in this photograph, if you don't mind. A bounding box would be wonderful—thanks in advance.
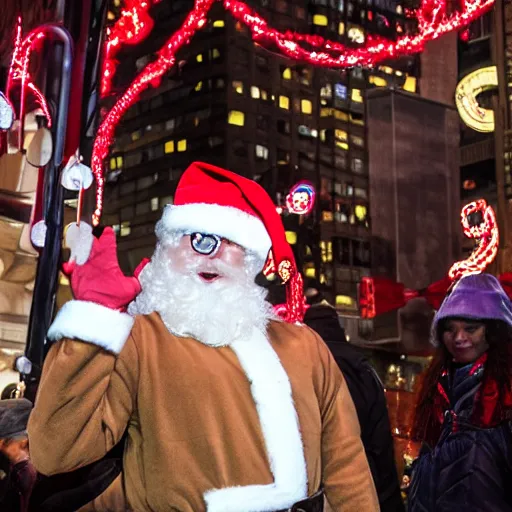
[23,26,73,401]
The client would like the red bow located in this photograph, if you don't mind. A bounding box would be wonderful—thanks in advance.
[359,276,453,319]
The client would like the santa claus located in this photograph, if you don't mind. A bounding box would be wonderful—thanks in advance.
[28,162,378,511]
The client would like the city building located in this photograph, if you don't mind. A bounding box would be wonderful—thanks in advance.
[102,0,420,329]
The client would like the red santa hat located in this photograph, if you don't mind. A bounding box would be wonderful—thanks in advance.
[157,162,306,322]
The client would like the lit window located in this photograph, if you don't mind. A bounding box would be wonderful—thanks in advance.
[195,81,203,92]
[301,99,313,114]
[351,89,363,102]
[396,5,403,14]
[338,22,345,35]
[255,144,269,160]
[305,267,316,278]
[165,119,175,131]
[279,95,290,110]
[380,66,394,74]
[369,75,387,87]
[403,76,417,93]
[116,156,123,168]
[150,197,159,211]
[282,67,292,80]
[251,86,261,99]
[355,205,367,221]
[114,0,121,5]
[348,26,365,43]
[212,48,221,59]
[335,129,348,141]
[228,110,245,126]
[110,158,117,170]
[335,83,347,99]
[322,211,334,222]
[213,20,225,27]
[336,141,349,150]
[313,14,328,26]
[261,89,268,101]
[107,11,115,20]
[131,130,141,141]
[285,231,297,244]
[463,179,477,190]
[120,222,131,237]
[232,80,243,94]
[177,139,187,152]
[336,295,355,307]
[334,110,349,121]
[196,54,204,63]
[320,84,332,99]
[164,141,175,153]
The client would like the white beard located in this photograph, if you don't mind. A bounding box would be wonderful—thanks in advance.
[128,238,276,346]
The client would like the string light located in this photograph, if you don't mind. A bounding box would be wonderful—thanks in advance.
[6,18,51,127]
[448,199,499,280]
[101,0,160,97]
[286,181,315,215]
[93,0,494,224]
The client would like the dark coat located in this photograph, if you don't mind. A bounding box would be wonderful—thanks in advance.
[408,363,512,511]
[304,303,405,512]
[0,456,122,512]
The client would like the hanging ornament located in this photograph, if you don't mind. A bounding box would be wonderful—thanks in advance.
[286,181,316,215]
[30,219,47,248]
[0,92,14,130]
[26,127,53,167]
[61,151,94,191]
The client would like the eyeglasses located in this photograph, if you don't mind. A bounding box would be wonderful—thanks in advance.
[189,232,221,256]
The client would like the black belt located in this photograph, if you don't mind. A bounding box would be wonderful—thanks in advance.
[275,489,324,512]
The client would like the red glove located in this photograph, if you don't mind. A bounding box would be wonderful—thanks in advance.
[63,227,149,311]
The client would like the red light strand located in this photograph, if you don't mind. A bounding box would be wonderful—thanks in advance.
[93,0,494,224]
[101,0,160,97]
[448,199,499,281]
[6,18,52,127]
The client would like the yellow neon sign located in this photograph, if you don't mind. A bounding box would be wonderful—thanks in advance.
[455,66,497,133]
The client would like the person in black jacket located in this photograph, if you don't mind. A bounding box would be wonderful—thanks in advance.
[304,283,405,512]
[409,274,512,511]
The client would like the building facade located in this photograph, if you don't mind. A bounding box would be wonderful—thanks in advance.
[102,0,419,329]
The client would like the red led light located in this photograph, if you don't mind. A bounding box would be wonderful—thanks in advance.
[448,199,499,280]
[6,17,51,127]
[93,0,493,224]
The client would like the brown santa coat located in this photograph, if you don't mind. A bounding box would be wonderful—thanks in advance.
[28,310,379,511]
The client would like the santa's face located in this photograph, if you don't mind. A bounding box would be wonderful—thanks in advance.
[128,231,274,346]
[170,234,246,285]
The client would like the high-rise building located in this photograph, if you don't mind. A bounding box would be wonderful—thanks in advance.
[102,0,419,324]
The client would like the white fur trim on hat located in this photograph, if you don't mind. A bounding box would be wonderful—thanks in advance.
[156,204,272,260]
[47,300,134,354]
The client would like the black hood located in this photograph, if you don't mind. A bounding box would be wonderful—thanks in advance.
[303,304,347,343]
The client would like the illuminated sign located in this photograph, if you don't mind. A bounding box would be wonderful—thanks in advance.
[454,66,497,133]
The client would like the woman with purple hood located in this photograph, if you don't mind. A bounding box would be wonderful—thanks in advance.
[407,273,512,511]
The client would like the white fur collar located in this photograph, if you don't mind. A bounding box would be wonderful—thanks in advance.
[204,327,308,511]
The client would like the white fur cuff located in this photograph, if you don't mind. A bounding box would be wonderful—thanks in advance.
[47,301,134,354]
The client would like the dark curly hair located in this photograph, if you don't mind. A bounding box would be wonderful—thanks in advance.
[412,319,512,445]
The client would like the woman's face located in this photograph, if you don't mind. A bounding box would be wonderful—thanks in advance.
[442,319,488,364]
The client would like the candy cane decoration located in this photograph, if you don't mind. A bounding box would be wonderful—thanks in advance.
[448,199,499,281]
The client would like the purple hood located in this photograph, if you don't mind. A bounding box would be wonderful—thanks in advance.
[431,273,512,345]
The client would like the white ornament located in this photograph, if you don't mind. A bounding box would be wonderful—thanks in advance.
[61,160,93,191]
[26,127,53,167]
[30,220,47,248]
[0,92,14,131]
